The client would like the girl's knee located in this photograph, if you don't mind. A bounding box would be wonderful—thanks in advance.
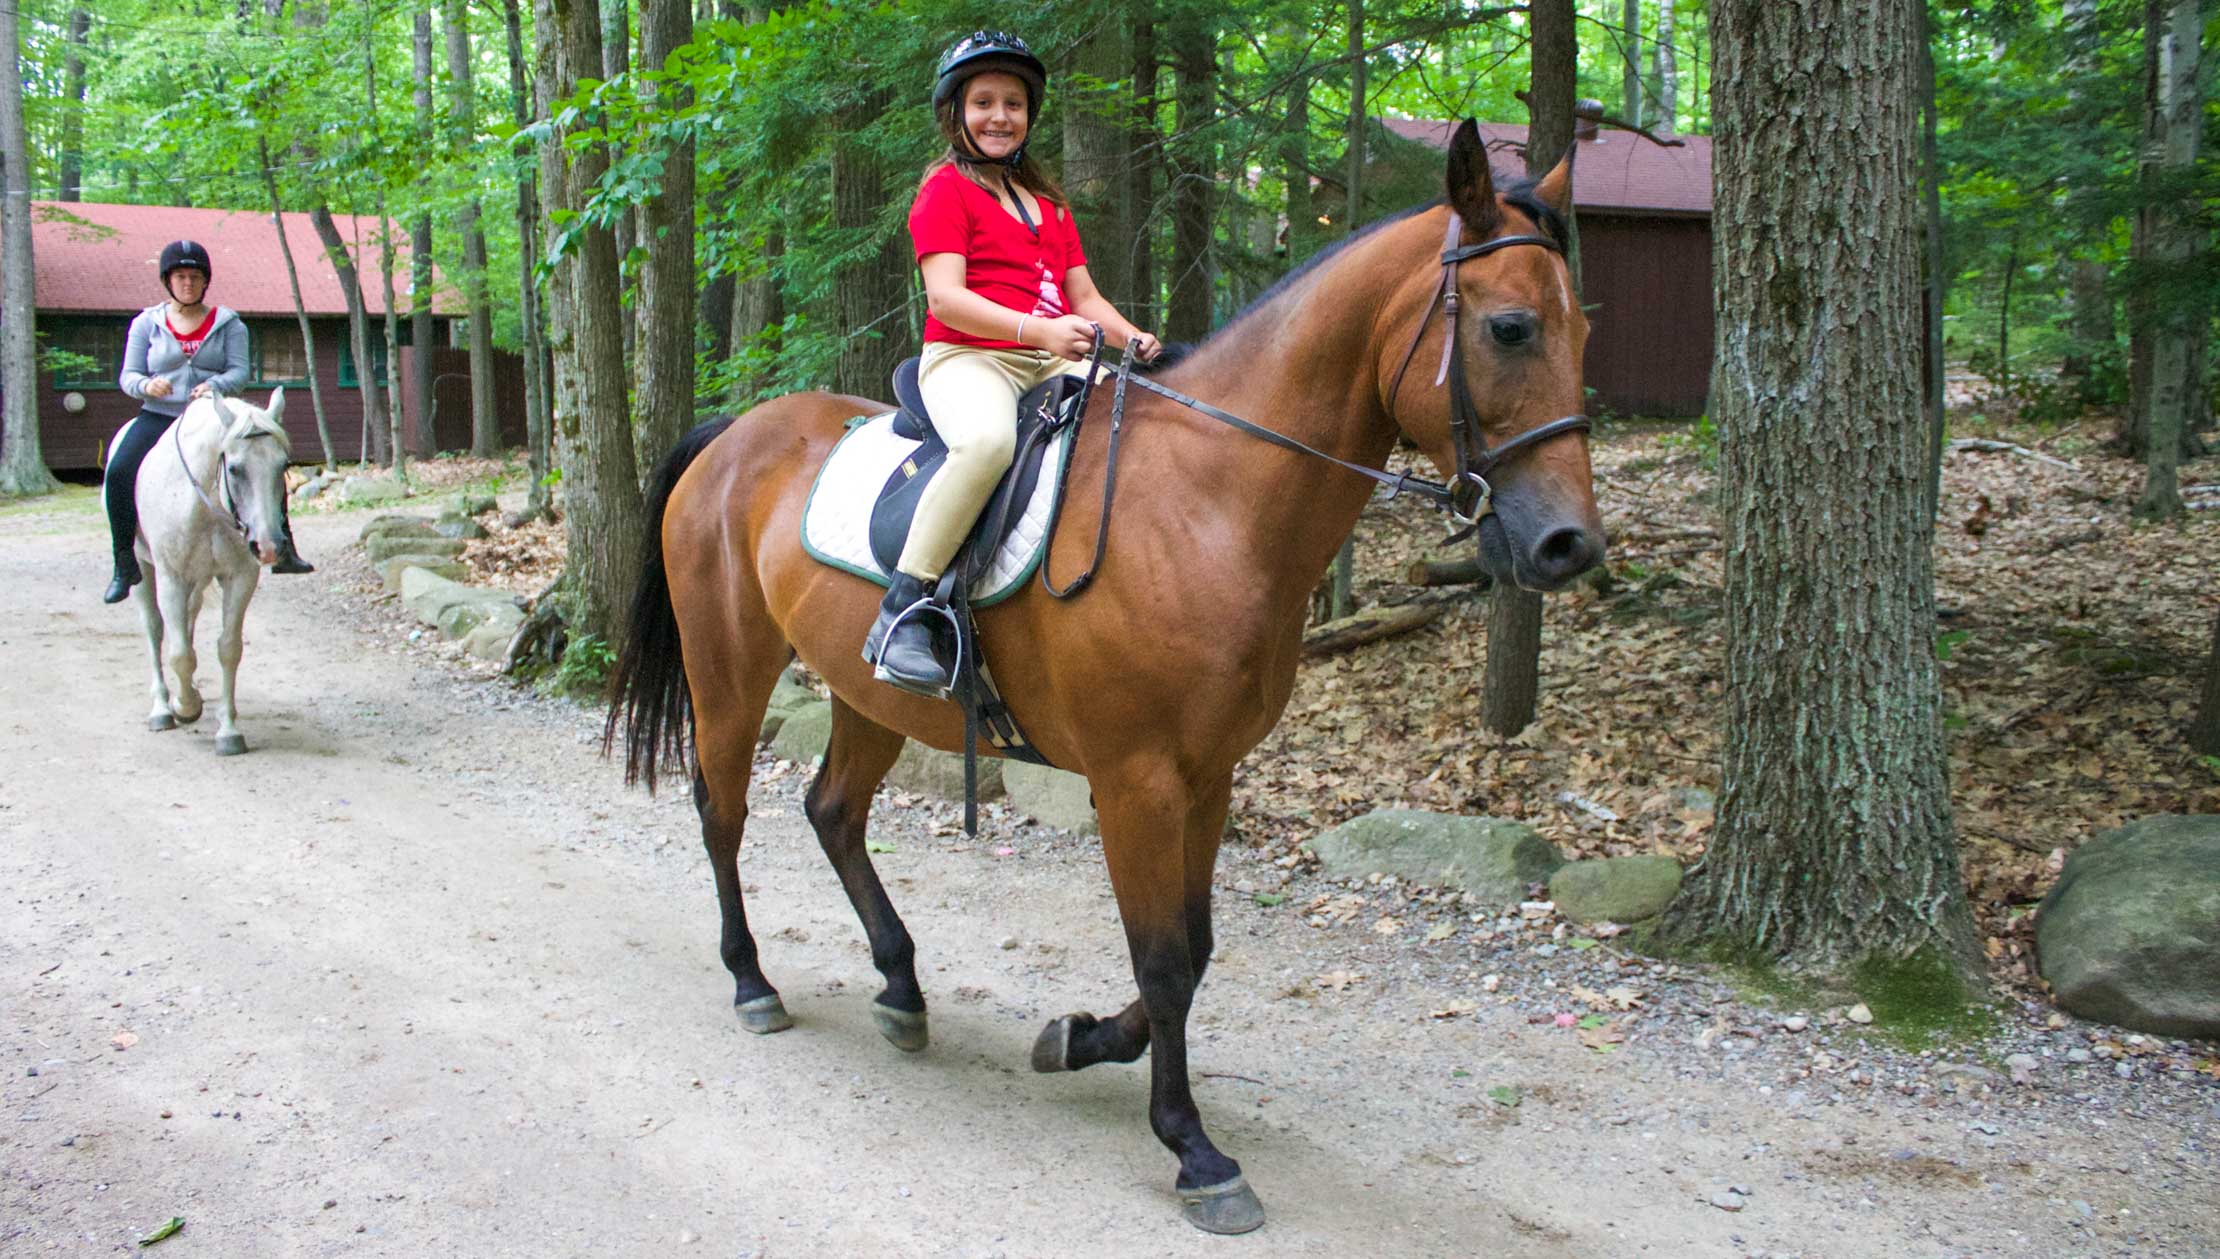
[944,425,1016,469]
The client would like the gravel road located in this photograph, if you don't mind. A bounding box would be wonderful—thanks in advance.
[3,491,2213,1258]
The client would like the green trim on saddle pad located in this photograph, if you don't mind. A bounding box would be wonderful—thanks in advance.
[799,411,1077,609]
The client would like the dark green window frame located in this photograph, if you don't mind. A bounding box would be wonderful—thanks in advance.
[337,336,390,389]
[47,317,124,390]
[247,320,311,388]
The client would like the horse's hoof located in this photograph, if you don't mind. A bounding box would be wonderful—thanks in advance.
[872,1002,928,1053]
[1178,1176,1266,1235]
[214,733,248,757]
[173,706,202,726]
[147,713,176,732]
[1030,1015,1075,1073]
[735,994,794,1035]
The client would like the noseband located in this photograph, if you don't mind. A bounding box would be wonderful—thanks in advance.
[1386,210,1592,524]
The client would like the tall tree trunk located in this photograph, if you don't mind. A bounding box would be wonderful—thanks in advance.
[367,16,407,483]
[1621,0,1643,129]
[505,0,552,515]
[603,0,637,368]
[1919,1,1946,523]
[2125,0,2162,456]
[722,3,782,409]
[2136,0,2202,520]
[58,9,89,202]
[830,86,907,399]
[1653,0,1677,134]
[259,138,338,470]
[1065,20,1136,309]
[1164,15,1216,344]
[0,0,56,497]
[550,0,644,639]
[1329,1,1366,623]
[1130,9,1161,331]
[311,207,390,465]
[2192,609,2220,756]
[1660,0,1979,975]
[2059,0,2109,385]
[446,0,501,456]
[632,0,695,470]
[1280,64,1323,266]
[1481,0,1576,739]
[411,9,438,458]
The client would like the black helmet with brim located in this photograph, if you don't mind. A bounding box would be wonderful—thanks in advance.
[933,30,1047,116]
[159,239,212,283]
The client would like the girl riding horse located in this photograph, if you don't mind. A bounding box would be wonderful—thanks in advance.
[864,31,1162,695]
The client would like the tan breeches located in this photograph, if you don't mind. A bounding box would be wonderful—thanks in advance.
[896,342,1089,581]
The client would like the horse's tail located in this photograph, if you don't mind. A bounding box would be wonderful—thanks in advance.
[603,417,737,794]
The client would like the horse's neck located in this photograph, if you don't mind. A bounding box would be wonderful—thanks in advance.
[165,407,224,492]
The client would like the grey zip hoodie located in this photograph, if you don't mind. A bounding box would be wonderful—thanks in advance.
[118,303,250,418]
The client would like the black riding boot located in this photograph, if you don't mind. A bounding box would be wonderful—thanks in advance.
[271,499,315,574]
[102,548,142,605]
[862,572,952,697]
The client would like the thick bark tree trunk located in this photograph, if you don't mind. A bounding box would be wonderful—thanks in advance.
[1621,0,1643,129]
[1164,15,1215,345]
[549,0,644,639]
[258,138,337,470]
[446,0,501,456]
[1653,0,1677,134]
[603,0,637,368]
[2192,609,2220,756]
[1329,2,1366,622]
[366,25,407,482]
[1280,63,1323,266]
[2135,0,2202,521]
[1919,3,1947,523]
[505,0,552,514]
[0,0,56,497]
[310,207,390,466]
[411,9,438,458]
[1481,0,1576,738]
[632,0,695,470]
[1661,0,1980,974]
[534,0,571,520]
[1065,21,1135,309]
[58,9,89,202]
[830,87,907,400]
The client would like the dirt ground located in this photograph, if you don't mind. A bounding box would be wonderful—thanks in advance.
[3,490,2215,1258]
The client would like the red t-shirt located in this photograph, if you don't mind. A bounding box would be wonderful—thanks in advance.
[908,164,1088,349]
[167,309,215,358]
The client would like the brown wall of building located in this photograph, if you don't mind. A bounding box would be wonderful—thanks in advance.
[397,346,529,456]
[1577,213,1714,418]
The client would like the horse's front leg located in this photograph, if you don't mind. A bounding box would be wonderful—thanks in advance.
[210,566,258,756]
[156,572,203,725]
[132,569,175,731]
[1088,766,1262,1234]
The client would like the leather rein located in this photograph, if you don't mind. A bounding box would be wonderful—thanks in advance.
[171,399,269,543]
[1039,211,1590,597]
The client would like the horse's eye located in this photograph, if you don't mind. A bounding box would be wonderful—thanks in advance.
[1490,316,1534,347]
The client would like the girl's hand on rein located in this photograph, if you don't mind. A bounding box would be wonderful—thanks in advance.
[144,378,173,399]
[1036,314,1100,361]
[1127,330,1162,362]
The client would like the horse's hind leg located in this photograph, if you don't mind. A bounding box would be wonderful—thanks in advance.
[690,650,794,1034]
[133,573,175,731]
[804,699,926,1051]
[210,569,257,756]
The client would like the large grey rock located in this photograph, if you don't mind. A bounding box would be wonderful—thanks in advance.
[338,476,407,505]
[365,534,466,565]
[380,555,465,592]
[1549,855,1684,924]
[358,514,438,544]
[886,740,1004,802]
[455,492,497,517]
[2037,815,2220,1038]
[432,514,489,541]
[1309,810,1563,903]
[756,671,822,746]
[292,471,339,503]
[461,606,525,660]
[1005,762,1097,834]
[769,700,833,764]
[399,567,523,633]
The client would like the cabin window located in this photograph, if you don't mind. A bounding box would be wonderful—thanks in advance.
[251,321,311,386]
[337,335,389,389]
[45,319,122,389]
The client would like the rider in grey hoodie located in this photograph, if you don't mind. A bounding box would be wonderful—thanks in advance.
[104,239,313,602]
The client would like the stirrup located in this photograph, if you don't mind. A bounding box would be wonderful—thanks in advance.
[871,600,958,699]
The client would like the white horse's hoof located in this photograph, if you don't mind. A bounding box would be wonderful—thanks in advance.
[173,705,203,725]
[214,733,248,757]
[147,713,176,732]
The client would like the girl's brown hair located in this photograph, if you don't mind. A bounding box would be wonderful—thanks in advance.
[920,91,1066,207]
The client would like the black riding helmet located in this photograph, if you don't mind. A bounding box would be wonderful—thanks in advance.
[933,31,1048,169]
[158,239,212,301]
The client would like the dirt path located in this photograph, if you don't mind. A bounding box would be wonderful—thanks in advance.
[3,494,2213,1258]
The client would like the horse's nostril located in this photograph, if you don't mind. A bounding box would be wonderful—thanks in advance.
[1532,526,1601,582]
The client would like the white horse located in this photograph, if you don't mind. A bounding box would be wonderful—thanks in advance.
[131,389,294,755]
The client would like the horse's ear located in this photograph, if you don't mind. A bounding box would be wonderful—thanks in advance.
[1445,119,1502,238]
[265,386,286,424]
[1533,146,1576,220]
[211,396,237,430]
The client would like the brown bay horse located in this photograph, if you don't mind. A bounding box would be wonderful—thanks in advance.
[607,121,1604,1234]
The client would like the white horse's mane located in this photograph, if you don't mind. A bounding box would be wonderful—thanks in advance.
[193,394,292,451]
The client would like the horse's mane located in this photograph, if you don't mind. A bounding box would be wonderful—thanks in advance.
[191,395,291,448]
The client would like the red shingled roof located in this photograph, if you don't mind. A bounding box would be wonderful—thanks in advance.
[19,200,458,317]
[1379,119,1712,217]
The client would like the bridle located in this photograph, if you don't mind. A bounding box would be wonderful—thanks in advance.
[171,401,274,544]
[1037,209,1593,597]
[1385,210,1592,524]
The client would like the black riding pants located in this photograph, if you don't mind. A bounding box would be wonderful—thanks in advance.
[104,409,176,565]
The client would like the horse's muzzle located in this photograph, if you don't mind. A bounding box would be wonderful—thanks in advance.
[1480,515,1605,592]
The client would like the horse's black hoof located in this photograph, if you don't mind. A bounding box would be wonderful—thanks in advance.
[1178,1176,1266,1235]
[735,994,793,1035]
[147,713,176,733]
[872,1002,928,1053]
[214,733,247,757]
[1030,1015,1075,1073]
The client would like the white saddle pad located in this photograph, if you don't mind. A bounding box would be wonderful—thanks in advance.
[800,411,1075,608]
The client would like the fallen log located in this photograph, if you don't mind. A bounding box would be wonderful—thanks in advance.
[1945,438,2079,472]
[1302,600,1449,657]
[1403,554,1492,586]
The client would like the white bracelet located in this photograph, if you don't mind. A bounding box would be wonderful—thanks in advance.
[1015,314,1029,345]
